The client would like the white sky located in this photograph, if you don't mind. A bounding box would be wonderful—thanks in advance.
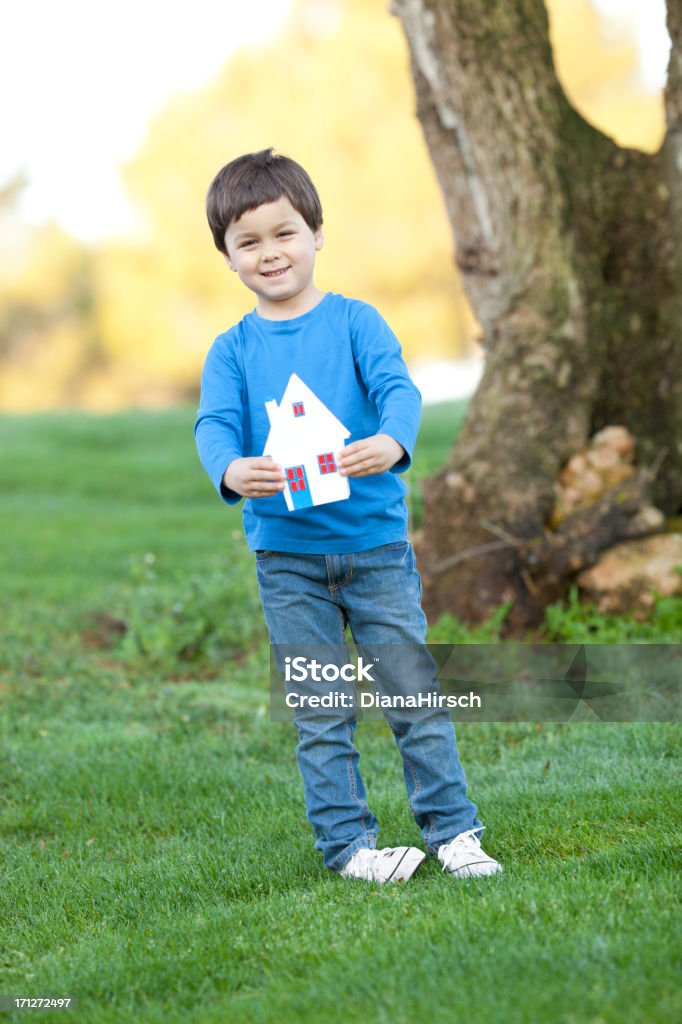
[593,0,670,89]
[0,0,294,239]
[0,0,671,241]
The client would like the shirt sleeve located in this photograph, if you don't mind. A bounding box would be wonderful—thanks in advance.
[349,302,422,472]
[194,333,245,504]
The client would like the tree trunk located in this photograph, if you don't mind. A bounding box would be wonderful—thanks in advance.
[392,0,682,633]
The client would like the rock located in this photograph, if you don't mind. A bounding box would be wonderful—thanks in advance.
[444,471,475,503]
[592,425,636,459]
[551,425,637,527]
[576,533,682,614]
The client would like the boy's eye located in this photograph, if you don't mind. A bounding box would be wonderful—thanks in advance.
[239,239,256,248]
[277,230,294,237]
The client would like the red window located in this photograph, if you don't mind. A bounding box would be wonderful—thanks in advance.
[317,453,337,475]
[292,402,305,417]
[287,465,307,492]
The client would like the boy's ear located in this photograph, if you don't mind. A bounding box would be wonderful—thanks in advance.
[314,227,324,251]
[224,252,236,272]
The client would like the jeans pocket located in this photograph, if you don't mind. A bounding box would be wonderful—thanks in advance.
[361,540,410,555]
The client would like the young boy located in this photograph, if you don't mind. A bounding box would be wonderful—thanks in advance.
[195,148,502,884]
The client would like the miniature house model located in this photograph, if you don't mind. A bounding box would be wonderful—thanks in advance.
[262,373,351,511]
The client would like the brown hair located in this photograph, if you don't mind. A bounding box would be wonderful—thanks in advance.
[206,148,323,255]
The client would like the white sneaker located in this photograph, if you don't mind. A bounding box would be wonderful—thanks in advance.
[340,846,426,884]
[437,828,503,879]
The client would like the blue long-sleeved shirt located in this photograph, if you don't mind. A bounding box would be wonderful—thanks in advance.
[194,292,421,553]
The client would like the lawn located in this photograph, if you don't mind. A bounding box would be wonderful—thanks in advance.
[0,404,679,1024]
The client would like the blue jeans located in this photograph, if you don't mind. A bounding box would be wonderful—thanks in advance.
[255,540,482,870]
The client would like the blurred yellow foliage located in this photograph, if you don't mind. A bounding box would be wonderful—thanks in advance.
[89,0,477,408]
[546,0,665,151]
[0,0,667,410]
[0,215,100,407]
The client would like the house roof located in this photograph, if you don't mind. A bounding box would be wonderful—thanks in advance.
[263,373,350,459]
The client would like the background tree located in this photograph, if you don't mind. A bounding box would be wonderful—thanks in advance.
[0,175,100,408]
[0,0,665,413]
[392,0,682,632]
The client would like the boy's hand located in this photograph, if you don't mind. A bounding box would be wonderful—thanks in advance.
[223,457,286,498]
[337,434,405,477]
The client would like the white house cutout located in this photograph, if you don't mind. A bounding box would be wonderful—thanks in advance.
[262,373,351,511]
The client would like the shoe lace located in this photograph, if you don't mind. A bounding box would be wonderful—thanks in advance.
[347,848,377,880]
[439,828,483,870]
[347,848,396,880]
[456,828,483,845]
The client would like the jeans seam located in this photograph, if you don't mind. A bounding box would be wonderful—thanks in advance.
[337,605,345,645]
[340,601,372,840]
[401,745,422,816]
[344,719,373,834]
[327,554,353,592]
[397,738,437,848]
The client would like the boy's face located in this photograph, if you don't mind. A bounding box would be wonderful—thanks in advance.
[224,196,323,317]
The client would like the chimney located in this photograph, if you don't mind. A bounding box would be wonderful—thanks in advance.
[264,399,278,426]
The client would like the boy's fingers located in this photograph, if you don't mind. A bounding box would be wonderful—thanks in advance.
[340,461,379,477]
[251,473,285,483]
[339,449,376,468]
[338,440,371,461]
[249,464,285,479]
[338,448,372,468]
[254,458,283,469]
[249,484,285,495]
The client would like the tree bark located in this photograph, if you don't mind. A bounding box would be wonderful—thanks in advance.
[392,0,682,633]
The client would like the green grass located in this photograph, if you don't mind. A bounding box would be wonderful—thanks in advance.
[0,404,680,1024]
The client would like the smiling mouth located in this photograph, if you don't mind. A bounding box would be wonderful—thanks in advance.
[261,267,290,278]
